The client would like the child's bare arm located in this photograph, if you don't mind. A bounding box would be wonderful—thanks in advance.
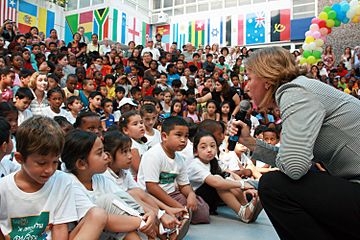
[131,149,141,175]
[52,223,69,240]
[146,182,183,208]
[178,184,198,211]
[215,113,220,121]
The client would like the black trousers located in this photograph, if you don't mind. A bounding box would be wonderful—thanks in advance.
[258,171,360,240]
[195,183,221,214]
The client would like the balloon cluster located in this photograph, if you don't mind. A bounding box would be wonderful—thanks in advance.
[300,0,360,65]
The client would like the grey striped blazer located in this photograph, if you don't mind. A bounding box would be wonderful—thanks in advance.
[252,76,360,183]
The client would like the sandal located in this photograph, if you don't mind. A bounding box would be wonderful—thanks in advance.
[237,197,257,223]
[161,210,192,240]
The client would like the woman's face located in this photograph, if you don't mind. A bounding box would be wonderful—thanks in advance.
[74,33,81,41]
[36,75,48,91]
[173,102,182,113]
[133,49,139,57]
[246,70,267,107]
[30,28,38,35]
[215,81,223,92]
[58,56,68,66]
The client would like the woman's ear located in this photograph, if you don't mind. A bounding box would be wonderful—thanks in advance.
[265,82,271,90]
[75,159,88,171]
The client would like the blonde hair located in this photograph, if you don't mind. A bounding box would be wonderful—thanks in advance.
[244,47,299,108]
[29,72,47,90]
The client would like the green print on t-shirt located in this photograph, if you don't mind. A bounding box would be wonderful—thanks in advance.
[9,212,50,240]
[159,172,178,184]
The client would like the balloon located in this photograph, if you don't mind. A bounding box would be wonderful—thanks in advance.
[315,39,324,47]
[328,10,337,20]
[342,17,350,23]
[356,6,360,15]
[299,57,307,65]
[305,30,311,37]
[352,16,359,23]
[311,18,320,24]
[334,19,341,27]
[313,31,321,39]
[309,23,319,31]
[313,50,322,59]
[349,0,358,7]
[346,8,356,19]
[326,19,335,28]
[320,36,327,42]
[337,11,346,21]
[302,43,310,51]
[307,56,316,65]
[303,50,312,58]
[305,36,315,43]
[319,11,328,20]
[324,6,332,13]
[309,42,317,51]
[341,2,350,12]
[326,27,332,34]
[332,3,341,13]
[315,47,323,53]
[319,27,328,36]
[318,20,326,28]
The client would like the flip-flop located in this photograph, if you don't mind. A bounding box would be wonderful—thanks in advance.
[249,197,263,223]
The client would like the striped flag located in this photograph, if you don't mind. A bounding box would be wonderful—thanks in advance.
[142,21,150,46]
[121,12,126,44]
[156,25,170,50]
[0,0,17,25]
[18,0,37,34]
[270,9,290,42]
[38,7,55,38]
[208,16,223,46]
[225,16,231,46]
[172,22,187,49]
[188,20,205,48]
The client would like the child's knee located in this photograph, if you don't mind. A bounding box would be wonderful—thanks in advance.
[86,207,108,226]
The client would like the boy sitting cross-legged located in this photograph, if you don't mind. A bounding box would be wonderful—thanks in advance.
[0,116,107,239]
[137,116,210,224]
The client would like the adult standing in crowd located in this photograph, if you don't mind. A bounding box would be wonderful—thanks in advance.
[231,47,360,240]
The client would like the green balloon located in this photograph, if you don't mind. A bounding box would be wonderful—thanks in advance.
[313,50,322,59]
[334,19,341,27]
[303,50,312,59]
[328,10,337,20]
[324,6,332,13]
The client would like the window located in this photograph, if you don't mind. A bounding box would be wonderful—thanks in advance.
[92,0,104,5]
[211,1,222,10]
[225,0,237,8]
[186,0,196,3]
[175,0,184,5]
[67,0,77,10]
[186,5,196,13]
[164,0,173,8]
[238,0,251,5]
[174,7,184,15]
[79,0,90,8]
[153,0,161,9]
[198,3,209,12]
[252,0,266,4]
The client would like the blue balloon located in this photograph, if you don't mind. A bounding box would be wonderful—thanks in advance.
[337,11,345,20]
[341,3,350,12]
[332,3,341,12]
[342,17,349,23]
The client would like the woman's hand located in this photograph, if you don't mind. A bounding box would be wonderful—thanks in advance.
[230,120,256,151]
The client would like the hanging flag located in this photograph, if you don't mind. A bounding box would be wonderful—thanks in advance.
[0,0,17,25]
[188,21,195,46]
[156,24,170,50]
[127,16,141,44]
[18,0,37,34]
[94,7,109,40]
[78,11,93,40]
[142,21,150,46]
[225,16,231,47]
[208,16,222,46]
[237,15,244,46]
[112,9,118,42]
[246,11,266,45]
[38,8,55,38]
[121,12,126,44]
[271,9,290,42]
[65,13,78,43]
[195,20,205,48]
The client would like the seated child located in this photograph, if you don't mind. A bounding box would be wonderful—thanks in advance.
[0,116,107,239]
[100,98,115,131]
[187,130,262,223]
[0,117,18,178]
[14,87,34,125]
[141,104,162,149]
[63,74,79,99]
[137,117,210,224]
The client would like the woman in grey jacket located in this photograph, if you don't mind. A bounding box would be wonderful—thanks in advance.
[231,47,360,240]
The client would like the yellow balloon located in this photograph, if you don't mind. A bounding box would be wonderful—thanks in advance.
[307,56,316,64]
[299,57,307,65]
[352,16,359,22]
[305,36,315,44]
[356,6,360,15]
[315,38,324,47]
[326,19,335,28]
[319,11,328,20]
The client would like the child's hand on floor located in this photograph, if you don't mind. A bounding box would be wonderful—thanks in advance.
[139,211,157,238]
[186,193,198,212]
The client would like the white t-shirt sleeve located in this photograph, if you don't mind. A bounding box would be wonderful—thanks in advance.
[175,154,190,186]
[139,147,162,184]
[187,158,211,190]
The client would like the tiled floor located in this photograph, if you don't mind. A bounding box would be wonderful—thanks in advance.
[184,206,279,240]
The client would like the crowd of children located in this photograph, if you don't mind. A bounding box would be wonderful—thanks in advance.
[1,19,360,239]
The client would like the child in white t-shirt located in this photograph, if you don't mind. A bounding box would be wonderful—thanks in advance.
[141,104,162,149]
[187,131,262,223]
[137,117,210,224]
[65,95,83,124]
[13,87,34,126]
[0,116,106,240]
[119,110,148,177]
[61,129,157,239]
[103,131,189,239]
[43,87,70,119]
[0,117,19,178]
